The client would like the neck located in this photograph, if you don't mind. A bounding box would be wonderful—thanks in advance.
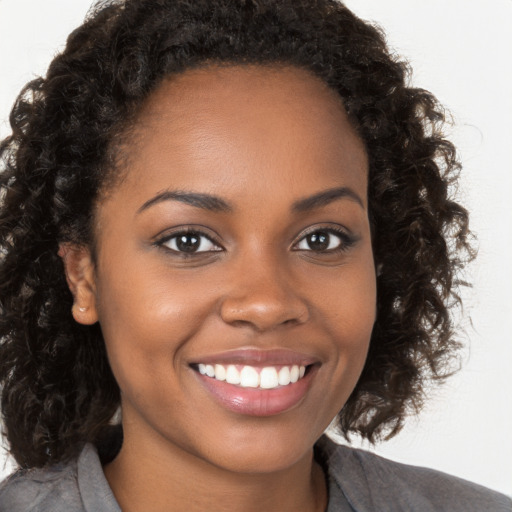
[104,423,327,512]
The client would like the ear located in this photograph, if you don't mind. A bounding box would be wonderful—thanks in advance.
[58,243,99,325]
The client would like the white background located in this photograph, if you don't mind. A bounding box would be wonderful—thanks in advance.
[1,0,511,496]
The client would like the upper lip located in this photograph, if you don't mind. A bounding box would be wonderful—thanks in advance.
[190,348,319,367]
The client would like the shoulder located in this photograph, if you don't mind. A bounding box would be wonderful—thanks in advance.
[318,436,512,512]
[0,458,83,512]
[0,442,120,512]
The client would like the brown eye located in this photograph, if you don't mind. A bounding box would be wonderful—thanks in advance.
[161,231,221,254]
[175,234,201,252]
[305,232,330,251]
[295,230,345,252]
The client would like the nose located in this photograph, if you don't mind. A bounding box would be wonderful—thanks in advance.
[220,255,309,332]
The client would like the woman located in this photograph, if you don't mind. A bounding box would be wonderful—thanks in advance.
[0,0,510,510]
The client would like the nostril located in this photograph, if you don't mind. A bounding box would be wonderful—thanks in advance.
[220,294,309,331]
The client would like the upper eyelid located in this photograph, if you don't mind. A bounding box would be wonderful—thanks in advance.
[155,226,221,242]
[293,224,353,243]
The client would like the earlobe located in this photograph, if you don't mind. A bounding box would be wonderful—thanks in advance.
[58,243,99,325]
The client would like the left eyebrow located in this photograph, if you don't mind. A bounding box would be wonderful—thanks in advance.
[137,190,233,214]
[292,186,364,212]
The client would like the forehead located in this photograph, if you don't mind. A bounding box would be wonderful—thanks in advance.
[107,65,368,209]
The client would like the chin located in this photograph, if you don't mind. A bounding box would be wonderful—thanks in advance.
[181,419,324,475]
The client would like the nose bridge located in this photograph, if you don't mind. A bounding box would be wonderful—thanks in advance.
[220,246,309,331]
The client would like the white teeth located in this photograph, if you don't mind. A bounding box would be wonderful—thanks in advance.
[225,364,241,385]
[278,366,291,386]
[260,367,279,389]
[290,365,300,383]
[240,366,259,388]
[197,363,307,389]
[214,364,226,381]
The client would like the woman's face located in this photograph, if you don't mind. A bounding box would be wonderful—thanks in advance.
[80,65,376,473]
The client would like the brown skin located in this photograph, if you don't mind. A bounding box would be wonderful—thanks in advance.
[61,66,376,512]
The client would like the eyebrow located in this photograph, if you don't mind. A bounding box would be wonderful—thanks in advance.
[292,186,364,212]
[137,185,364,215]
[137,190,233,214]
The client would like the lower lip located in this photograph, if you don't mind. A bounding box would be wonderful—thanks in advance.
[195,367,316,416]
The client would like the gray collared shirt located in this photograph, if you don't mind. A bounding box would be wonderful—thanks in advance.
[1,436,510,511]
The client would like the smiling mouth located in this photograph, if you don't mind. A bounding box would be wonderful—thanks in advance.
[190,349,318,415]
[195,363,308,390]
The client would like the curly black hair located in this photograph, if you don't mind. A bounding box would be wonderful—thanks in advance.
[0,0,473,469]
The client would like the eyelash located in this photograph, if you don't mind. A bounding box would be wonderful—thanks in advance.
[155,227,223,256]
[154,226,356,257]
[293,226,356,254]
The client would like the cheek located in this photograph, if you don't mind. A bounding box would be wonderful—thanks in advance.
[313,258,376,379]
[96,245,215,333]
[311,253,376,338]
[93,261,218,394]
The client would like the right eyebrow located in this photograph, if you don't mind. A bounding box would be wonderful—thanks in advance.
[136,190,233,214]
[292,186,364,212]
